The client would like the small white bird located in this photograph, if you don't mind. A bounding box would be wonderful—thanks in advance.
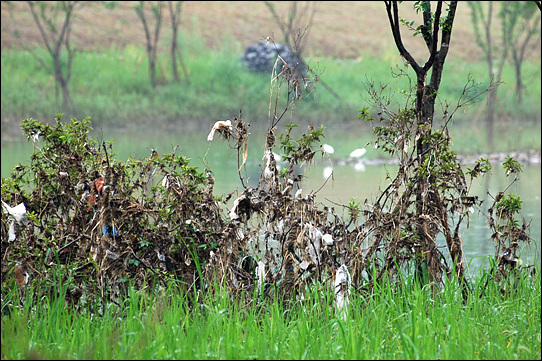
[349,148,367,158]
[353,162,366,172]
[207,120,232,141]
[322,143,335,154]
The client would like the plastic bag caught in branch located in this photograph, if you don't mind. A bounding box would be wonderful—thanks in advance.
[334,264,351,320]
[207,120,233,141]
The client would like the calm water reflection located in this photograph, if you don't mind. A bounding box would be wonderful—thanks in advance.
[2,127,540,273]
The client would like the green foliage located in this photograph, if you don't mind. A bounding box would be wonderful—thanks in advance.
[400,1,433,40]
[483,157,529,277]
[502,155,523,176]
[413,1,432,14]
[1,7,539,355]
[347,197,361,224]
[278,123,324,162]
[357,106,374,122]
[370,107,416,155]
[1,115,224,306]
[466,157,492,179]
[495,193,522,216]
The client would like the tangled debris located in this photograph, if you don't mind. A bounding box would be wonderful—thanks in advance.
[1,53,535,314]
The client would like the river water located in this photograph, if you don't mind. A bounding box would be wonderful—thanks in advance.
[2,126,540,273]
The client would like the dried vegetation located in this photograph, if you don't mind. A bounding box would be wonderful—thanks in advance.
[1,54,535,314]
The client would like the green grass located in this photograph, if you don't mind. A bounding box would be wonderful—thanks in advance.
[1,36,540,131]
[2,267,540,360]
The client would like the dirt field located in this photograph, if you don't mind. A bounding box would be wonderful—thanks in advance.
[1,1,523,61]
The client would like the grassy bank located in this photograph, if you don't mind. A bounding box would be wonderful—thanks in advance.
[2,267,540,360]
[1,36,540,133]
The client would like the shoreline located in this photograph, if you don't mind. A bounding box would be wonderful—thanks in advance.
[336,150,542,167]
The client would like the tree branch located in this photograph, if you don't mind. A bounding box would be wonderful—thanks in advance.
[384,1,421,74]
[264,2,289,45]
[420,4,433,51]
[428,2,457,99]
[422,1,442,73]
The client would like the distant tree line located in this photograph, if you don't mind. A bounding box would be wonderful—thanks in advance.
[16,1,542,150]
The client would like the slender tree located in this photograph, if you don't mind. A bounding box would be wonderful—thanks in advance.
[501,1,541,104]
[135,1,164,88]
[27,1,81,111]
[468,1,513,151]
[384,1,463,283]
[167,1,189,84]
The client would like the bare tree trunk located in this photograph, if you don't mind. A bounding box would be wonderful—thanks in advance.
[168,1,189,84]
[513,56,523,105]
[169,1,180,82]
[504,2,541,105]
[487,86,496,151]
[60,74,70,110]
[484,2,495,153]
[469,1,516,152]
[510,23,538,105]
[136,1,164,88]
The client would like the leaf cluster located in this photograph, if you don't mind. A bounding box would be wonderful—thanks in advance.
[1,114,226,309]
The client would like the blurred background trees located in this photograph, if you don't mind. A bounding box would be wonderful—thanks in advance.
[27,1,83,110]
[468,1,541,151]
[2,1,540,151]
